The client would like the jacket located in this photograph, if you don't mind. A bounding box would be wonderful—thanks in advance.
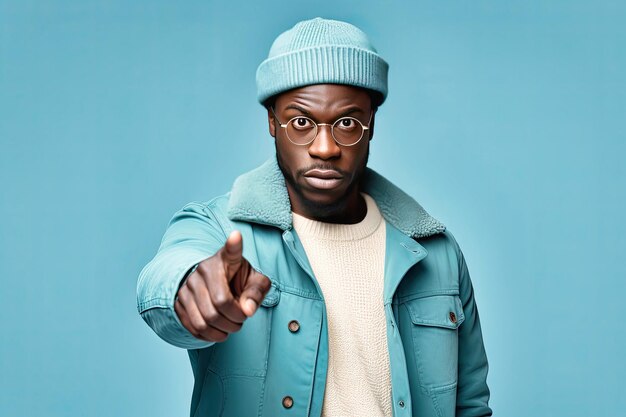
[137,155,492,417]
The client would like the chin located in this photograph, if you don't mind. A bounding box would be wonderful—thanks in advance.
[298,183,349,211]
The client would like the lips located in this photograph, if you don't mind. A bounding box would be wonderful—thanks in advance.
[304,169,343,179]
[303,169,344,190]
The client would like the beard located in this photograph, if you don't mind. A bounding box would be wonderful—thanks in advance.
[275,145,370,219]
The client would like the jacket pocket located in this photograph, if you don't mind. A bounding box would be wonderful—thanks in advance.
[403,294,465,390]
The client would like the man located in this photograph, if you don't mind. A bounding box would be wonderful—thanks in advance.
[137,17,492,417]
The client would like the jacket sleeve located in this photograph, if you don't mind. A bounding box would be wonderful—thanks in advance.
[136,201,227,349]
[455,240,493,416]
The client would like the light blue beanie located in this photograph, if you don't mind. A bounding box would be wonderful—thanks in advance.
[256,17,389,106]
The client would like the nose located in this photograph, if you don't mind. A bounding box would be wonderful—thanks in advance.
[307,124,341,160]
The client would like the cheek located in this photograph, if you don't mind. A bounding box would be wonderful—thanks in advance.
[348,144,369,168]
[276,143,304,172]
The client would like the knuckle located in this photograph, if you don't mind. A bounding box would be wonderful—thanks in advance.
[203,309,220,324]
[177,286,190,303]
[190,316,207,332]
[212,292,233,309]
[186,275,205,292]
[185,275,198,290]
[196,261,211,275]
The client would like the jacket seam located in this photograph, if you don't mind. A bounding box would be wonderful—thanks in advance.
[137,298,171,313]
[192,368,224,417]
[201,200,230,240]
[279,284,323,301]
[305,303,325,416]
[257,304,273,417]
[430,381,458,417]
[393,289,459,304]
[430,380,458,394]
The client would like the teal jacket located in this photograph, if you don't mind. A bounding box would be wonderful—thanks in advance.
[137,155,492,417]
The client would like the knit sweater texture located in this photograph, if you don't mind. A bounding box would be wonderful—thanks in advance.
[291,192,392,417]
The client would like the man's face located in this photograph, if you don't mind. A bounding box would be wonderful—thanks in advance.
[267,83,375,219]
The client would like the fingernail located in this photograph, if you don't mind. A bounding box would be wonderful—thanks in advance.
[245,299,257,315]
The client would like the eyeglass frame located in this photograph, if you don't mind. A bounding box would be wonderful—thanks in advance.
[270,106,373,147]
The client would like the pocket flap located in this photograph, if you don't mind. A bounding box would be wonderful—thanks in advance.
[260,284,280,307]
[405,295,465,329]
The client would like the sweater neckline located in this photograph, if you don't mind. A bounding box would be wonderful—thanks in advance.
[291,193,383,241]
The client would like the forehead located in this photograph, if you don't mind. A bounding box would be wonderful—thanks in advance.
[275,84,371,112]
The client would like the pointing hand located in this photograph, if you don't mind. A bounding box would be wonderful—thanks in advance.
[174,230,272,342]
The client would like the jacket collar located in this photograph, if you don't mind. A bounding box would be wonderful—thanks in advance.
[226,154,446,239]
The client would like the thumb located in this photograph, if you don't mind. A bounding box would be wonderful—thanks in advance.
[222,230,243,281]
[239,270,272,317]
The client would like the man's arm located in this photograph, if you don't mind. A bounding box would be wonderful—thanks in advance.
[454,237,493,416]
[136,202,225,349]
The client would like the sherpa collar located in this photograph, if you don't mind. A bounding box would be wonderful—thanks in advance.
[226,154,446,239]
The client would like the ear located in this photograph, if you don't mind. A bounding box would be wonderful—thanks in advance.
[267,107,276,138]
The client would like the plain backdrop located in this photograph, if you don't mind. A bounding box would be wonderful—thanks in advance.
[1,1,625,416]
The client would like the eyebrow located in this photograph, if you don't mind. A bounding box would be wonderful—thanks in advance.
[284,104,364,119]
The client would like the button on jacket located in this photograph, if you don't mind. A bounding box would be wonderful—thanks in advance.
[136,155,493,417]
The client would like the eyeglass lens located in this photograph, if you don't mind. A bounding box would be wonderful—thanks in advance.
[286,116,364,145]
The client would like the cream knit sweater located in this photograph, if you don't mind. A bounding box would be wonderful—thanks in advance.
[291,192,392,417]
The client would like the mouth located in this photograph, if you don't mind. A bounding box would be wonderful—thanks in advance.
[303,169,344,190]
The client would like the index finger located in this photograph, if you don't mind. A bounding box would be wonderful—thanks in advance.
[222,230,243,281]
[239,270,272,317]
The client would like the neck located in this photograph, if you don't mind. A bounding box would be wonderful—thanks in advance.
[288,186,367,224]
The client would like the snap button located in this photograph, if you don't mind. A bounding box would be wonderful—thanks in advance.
[449,311,457,323]
[282,395,294,408]
[398,400,405,408]
[288,320,300,333]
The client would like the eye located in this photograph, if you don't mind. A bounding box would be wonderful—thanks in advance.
[291,117,313,130]
[336,118,357,130]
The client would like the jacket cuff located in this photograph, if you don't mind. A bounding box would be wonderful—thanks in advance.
[137,249,215,349]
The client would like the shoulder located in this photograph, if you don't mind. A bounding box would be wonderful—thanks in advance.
[175,192,232,216]
[165,193,234,234]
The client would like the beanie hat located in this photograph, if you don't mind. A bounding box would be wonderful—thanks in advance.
[256,17,389,106]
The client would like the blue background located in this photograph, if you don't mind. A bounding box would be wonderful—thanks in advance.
[1,1,624,416]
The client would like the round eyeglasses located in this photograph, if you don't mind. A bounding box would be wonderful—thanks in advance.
[270,106,373,147]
